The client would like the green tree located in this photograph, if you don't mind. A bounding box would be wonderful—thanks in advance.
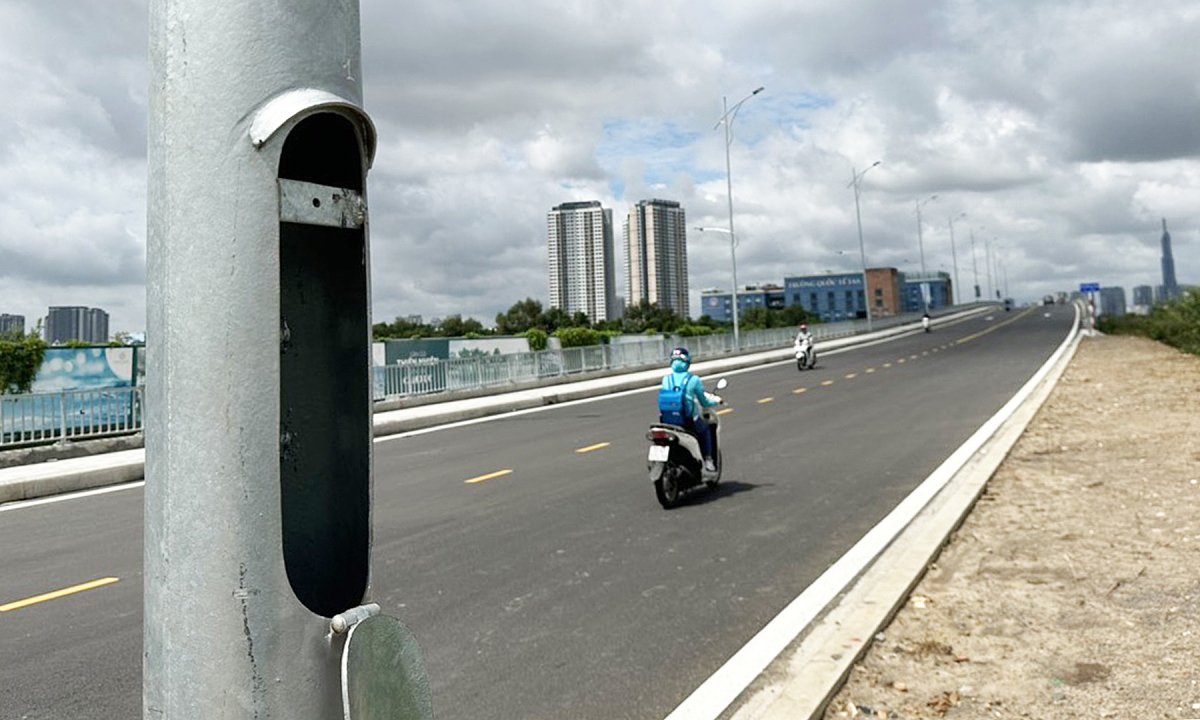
[0,334,48,394]
[435,314,485,338]
[373,316,431,340]
[495,298,544,335]
[621,300,684,334]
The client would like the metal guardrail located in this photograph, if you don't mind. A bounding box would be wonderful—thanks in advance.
[1,386,144,449]
[372,309,946,402]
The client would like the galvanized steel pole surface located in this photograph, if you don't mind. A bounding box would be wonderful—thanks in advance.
[146,1,379,717]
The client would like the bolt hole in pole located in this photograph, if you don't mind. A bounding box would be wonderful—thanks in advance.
[312,197,321,208]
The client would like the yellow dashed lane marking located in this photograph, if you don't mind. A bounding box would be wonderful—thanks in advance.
[821,380,835,386]
[717,408,733,416]
[866,368,876,374]
[793,387,808,394]
[464,469,513,484]
[575,442,610,454]
[1,577,119,613]
[898,358,906,364]
[757,397,774,404]
[911,354,920,359]
[883,363,892,368]
[845,373,858,379]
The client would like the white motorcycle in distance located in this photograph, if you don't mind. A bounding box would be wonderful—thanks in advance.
[922,314,931,333]
[794,335,816,370]
[646,378,727,509]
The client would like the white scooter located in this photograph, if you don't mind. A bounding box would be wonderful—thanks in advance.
[794,335,816,370]
[646,378,727,509]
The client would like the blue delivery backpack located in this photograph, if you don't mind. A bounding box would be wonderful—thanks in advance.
[657,372,693,426]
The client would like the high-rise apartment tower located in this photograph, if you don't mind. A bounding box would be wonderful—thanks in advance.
[547,201,618,323]
[45,306,109,344]
[624,199,689,317]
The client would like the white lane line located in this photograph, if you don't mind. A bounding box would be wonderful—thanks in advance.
[663,305,1081,720]
[0,481,145,513]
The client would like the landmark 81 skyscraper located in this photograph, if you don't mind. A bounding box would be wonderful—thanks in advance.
[1161,218,1179,301]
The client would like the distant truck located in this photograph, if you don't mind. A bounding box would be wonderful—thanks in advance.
[1043,295,1055,305]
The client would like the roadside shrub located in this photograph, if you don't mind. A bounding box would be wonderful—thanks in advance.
[1098,289,1200,356]
[554,326,602,348]
[525,327,548,352]
[676,325,715,337]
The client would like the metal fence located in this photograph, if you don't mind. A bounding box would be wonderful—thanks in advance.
[373,310,930,402]
[1,387,144,448]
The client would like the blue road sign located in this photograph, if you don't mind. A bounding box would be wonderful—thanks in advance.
[1080,282,1100,293]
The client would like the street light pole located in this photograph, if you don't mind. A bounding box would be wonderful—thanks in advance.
[968,229,980,300]
[984,235,995,300]
[948,213,965,305]
[916,194,936,309]
[849,161,881,331]
[915,195,937,277]
[696,225,739,338]
[715,86,764,351]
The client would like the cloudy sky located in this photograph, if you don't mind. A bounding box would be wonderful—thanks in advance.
[2,0,1198,333]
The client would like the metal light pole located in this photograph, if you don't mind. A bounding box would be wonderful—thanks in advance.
[696,226,738,338]
[147,0,430,717]
[914,195,937,276]
[968,229,981,300]
[849,161,882,331]
[984,235,995,300]
[715,86,764,351]
[912,194,940,309]
[948,213,965,305]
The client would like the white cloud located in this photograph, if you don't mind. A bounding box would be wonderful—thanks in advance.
[1,0,1198,335]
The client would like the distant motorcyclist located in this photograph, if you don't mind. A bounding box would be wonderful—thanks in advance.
[922,313,931,332]
[658,347,719,472]
[795,323,813,346]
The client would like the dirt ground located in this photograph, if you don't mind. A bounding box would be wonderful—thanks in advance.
[823,334,1200,720]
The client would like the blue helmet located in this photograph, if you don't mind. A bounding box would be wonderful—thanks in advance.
[670,347,691,372]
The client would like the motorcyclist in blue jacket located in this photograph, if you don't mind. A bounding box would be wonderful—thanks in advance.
[659,347,719,472]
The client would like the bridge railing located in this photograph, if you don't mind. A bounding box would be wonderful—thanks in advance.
[372,309,943,402]
[1,386,144,449]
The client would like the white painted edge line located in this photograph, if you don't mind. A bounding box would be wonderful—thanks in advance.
[663,306,1082,720]
[0,480,146,513]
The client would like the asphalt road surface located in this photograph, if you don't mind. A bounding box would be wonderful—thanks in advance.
[0,305,1075,719]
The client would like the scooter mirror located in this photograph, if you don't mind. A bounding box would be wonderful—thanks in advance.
[716,378,728,390]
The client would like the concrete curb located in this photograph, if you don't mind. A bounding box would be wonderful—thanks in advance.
[727,306,1083,720]
[0,308,991,506]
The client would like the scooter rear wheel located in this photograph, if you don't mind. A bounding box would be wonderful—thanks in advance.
[655,473,681,509]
